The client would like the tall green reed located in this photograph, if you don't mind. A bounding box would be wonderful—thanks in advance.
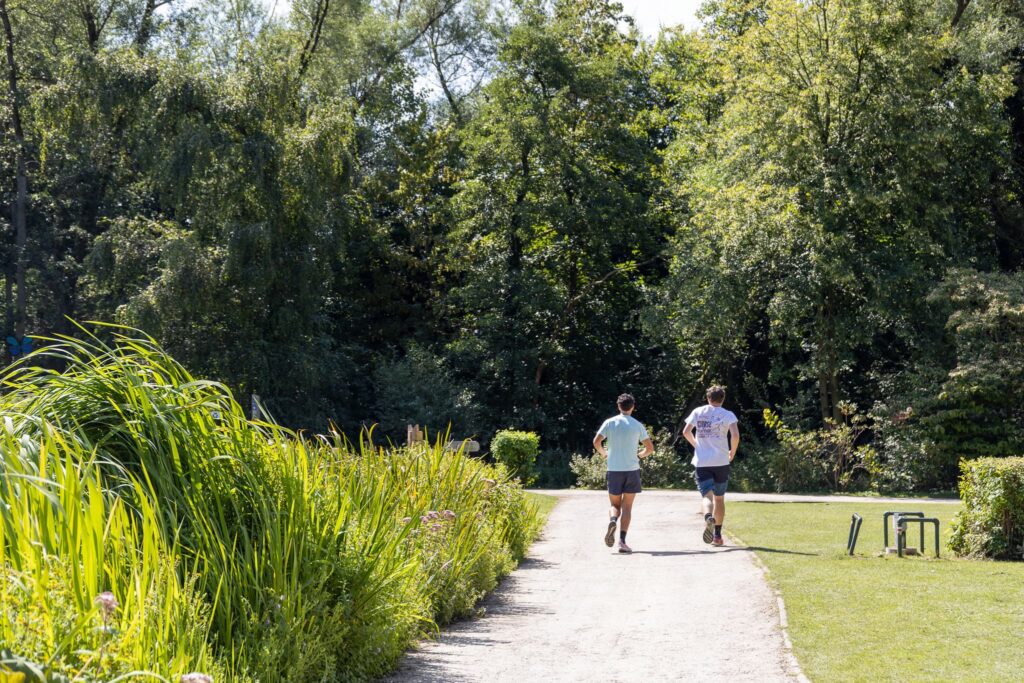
[2,325,542,681]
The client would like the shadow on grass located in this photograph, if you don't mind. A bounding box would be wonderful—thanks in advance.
[628,546,818,557]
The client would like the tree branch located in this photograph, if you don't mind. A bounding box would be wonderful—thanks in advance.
[951,0,971,29]
[298,0,330,79]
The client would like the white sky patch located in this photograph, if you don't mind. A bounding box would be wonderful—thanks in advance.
[624,0,703,35]
[262,0,705,35]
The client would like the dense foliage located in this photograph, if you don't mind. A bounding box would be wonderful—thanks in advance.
[570,428,690,489]
[0,330,542,681]
[2,0,1024,489]
[490,428,540,484]
[950,456,1024,559]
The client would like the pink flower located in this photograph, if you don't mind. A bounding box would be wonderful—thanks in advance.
[94,592,118,620]
[442,510,456,520]
[430,523,444,533]
[180,674,214,683]
[426,510,440,520]
[401,517,412,524]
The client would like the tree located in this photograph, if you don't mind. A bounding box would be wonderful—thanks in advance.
[0,0,29,341]
[656,0,1017,425]
[445,0,673,443]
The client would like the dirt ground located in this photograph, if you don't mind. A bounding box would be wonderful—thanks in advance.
[386,490,804,683]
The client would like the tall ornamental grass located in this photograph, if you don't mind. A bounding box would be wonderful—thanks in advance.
[1,327,542,681]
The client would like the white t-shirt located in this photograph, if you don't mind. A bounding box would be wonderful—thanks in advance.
[685,405,738,467]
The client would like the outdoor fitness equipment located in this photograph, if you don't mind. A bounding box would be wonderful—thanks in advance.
[883,511,941,558]
[847,513,863,555]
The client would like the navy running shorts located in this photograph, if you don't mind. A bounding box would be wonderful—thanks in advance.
[607,469,642,495]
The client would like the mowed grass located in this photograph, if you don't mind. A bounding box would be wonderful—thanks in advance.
[527,492,559,523]
[728,501,1024,682]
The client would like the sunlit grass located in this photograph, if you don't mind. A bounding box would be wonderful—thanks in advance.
[728,501,1024,682]
[527,493,558,524]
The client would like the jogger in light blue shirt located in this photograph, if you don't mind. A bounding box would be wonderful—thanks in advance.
[596,414,650,471]
[593,393,654,554]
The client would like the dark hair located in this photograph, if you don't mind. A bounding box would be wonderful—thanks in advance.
[707,385,726,404]
[617,393,635,411]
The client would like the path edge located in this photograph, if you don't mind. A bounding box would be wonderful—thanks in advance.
[728,532,811,683]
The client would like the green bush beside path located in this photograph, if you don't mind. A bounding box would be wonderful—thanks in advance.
[0,331,544,682]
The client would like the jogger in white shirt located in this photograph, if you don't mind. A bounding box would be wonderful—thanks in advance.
[681,385,739,547]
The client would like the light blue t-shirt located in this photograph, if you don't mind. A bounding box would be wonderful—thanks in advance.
[596,414,650,472]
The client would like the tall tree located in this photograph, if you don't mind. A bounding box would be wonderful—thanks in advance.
[446,0,673,442]
[655,0,1017,424]
[0,0,28,340]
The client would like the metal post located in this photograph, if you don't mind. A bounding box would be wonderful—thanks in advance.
[848,513,863,555]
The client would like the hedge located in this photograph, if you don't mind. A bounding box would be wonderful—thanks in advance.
[491,429,540,486]
[949,457,1024,560]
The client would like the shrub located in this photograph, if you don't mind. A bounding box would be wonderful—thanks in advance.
[949,457,1024,560]
[569,451,606,489]
[762,405,877,492]
[491,429,540,486]
[569,430,690,489]
[0,328,544,682]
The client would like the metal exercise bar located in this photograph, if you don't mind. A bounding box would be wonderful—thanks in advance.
[897,517,941,558]
[847,513,863,555]
[883,511,924,550]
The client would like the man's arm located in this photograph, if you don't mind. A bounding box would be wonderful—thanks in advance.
[682,422,697,449]
[639,437,655,459]
[593,433,608,458]
[728,422,740,462]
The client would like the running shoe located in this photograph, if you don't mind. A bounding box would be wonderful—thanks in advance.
[604,519,617,547]
[712,535,725,547]
[702,515,715,544]
[618,540,633,554]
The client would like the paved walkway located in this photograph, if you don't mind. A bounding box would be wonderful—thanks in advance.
[386,490,807,683]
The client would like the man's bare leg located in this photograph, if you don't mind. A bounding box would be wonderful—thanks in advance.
[619,493,636,533]
[617,492,637,552]
[713,495,725,526]
[605,493,622,546]
[609,493,622,521]
[711,495,726,545]
[701,490,716,544]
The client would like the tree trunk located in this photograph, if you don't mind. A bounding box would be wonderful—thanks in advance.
[428,29,463,125]
[829,372,842,423]
[818,370,830,424]
[951,0,971,29]
[135,0,157,51]
[4,261,11,334]
[1,0,28,339]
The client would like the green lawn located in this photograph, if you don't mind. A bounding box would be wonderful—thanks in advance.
[527,492,559,523]
[728,501,1024,682]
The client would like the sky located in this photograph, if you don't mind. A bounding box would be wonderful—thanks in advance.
[623,0,703,35]
[265,1,706,36]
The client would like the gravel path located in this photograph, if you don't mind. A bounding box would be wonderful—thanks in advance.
[386,490,804,683]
